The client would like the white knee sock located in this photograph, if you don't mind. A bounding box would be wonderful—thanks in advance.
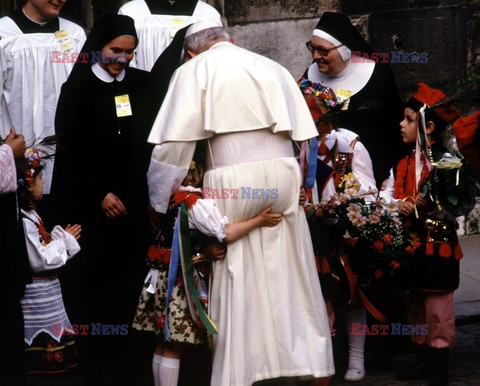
[344,308,366,378]
[157,355,180,386]
[152,354,162,386]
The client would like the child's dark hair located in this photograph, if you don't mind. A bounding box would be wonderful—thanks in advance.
[16,149,43,211]
[424,107,449,141]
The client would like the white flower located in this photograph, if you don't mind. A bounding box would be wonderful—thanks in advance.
[347,203,362,213]
[348,211,367,226]
[387,202,398,212]
[368,214,381,224]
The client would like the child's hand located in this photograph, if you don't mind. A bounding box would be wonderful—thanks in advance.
[102,193,127,218]
[257,206,282,227]
[65,224,82,240]
[398,200,415,216]
[299,187,307,206]
[315,206,324,217]
[415,194,428,208]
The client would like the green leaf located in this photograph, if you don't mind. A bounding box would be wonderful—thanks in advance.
[447,194,458,206]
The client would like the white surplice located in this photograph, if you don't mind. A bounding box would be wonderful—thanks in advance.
[147,41,334,386]
[118,0,222,71]
[0,17,86,192]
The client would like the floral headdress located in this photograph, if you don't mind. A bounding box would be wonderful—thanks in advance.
[17,148,42,187]
[299,79,337,108]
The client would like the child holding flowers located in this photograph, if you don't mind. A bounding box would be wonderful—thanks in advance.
[299,79,377,382]
[392,83,465,386]
[16,148,81,377]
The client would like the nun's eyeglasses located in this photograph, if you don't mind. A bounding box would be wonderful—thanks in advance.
[306,41,343,56]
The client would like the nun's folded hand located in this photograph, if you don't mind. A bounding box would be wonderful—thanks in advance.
[101,192,128,218]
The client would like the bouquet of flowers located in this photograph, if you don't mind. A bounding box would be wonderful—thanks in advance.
[419,125,480,220]
[315,173,421,288]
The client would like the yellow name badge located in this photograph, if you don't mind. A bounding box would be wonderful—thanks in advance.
[115,94,133,118]
[170,18,187,37]
[54,30,73,52]
[336,88,352,111]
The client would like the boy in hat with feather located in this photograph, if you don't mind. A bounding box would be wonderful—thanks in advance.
[392,83,467,386]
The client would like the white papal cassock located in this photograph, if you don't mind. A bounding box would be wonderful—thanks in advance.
[0,17,86,192]
[118,0,222,71]
[147,41,335,386]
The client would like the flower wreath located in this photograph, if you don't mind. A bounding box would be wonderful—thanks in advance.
[17,148,42,187]
[298,79,337,108]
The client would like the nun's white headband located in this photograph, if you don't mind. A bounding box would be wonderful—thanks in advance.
[313,29,352,62]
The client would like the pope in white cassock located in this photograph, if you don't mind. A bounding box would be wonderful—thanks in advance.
[147,22,335,386]
[0,0,86,193]
[119,0,222,71]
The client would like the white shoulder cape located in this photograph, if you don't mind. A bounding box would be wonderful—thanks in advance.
[148,42,317,144]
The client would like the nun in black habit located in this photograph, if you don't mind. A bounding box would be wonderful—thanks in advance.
[51,14,157,385]
[303,12,405,187]
[302,12,406,382]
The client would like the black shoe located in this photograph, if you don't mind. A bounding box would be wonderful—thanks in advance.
[395,344,429,381]
[429,348,449,386]
[395,360,429,381]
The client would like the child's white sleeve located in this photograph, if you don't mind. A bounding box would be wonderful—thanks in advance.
[352,140,378,200]
[188,199,229,242]
[23,220,81,273]
[379,168,395,202]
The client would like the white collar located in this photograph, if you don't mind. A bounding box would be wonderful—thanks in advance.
[307,57,375,96]
[179,185,202,193]
[91,62,126,83]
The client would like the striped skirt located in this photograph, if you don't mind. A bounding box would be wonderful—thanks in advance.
[21,276,78,374]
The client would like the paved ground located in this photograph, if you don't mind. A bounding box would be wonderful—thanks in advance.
[332,234,480,386]
[28,235,480,386]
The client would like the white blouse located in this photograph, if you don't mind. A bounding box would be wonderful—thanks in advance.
[22,209,81,273]
[177,185,229,241]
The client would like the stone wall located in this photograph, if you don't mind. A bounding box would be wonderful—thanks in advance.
[1,1,479,232]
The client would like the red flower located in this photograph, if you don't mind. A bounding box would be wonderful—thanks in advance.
[383,234,394,245]
[374,269,384,279]
[175,325,187,334]
[54,351,65,362]
[156,314,165,330]
[373,240,384,253]
[389,260,400,270]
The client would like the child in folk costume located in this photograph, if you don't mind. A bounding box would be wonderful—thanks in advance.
[392,83,463,386]
[133,157,282,386]
[299,80,377,382]
[16,148,81,376]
